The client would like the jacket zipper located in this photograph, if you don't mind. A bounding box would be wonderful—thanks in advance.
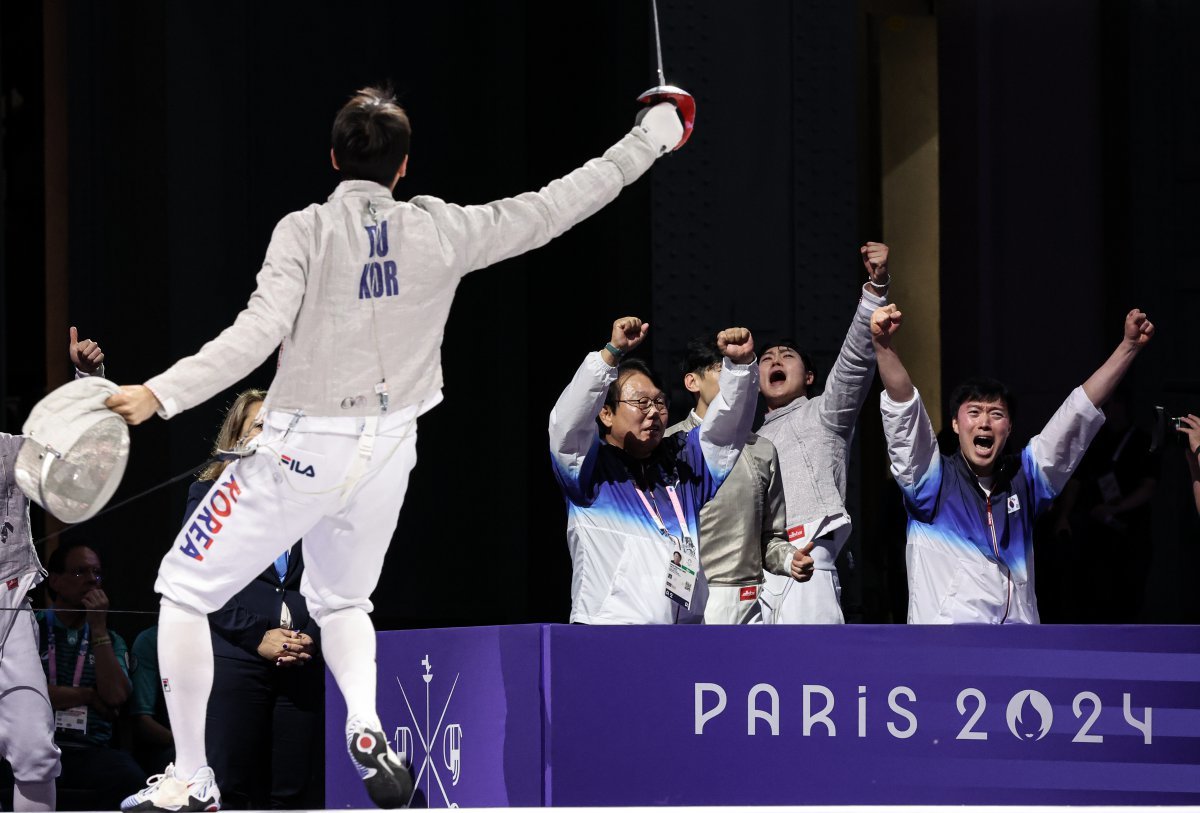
[985,496,1012,623]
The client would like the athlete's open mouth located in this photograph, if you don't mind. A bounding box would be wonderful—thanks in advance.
[769,370,787,384]
[973,435,995,451]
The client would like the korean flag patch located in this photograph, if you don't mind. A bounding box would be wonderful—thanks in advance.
[1007,494,1021,514]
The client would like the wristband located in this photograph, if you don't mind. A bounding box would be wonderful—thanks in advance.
[868,273,891,289]
[604,342,625,360]
[91,636,112,648]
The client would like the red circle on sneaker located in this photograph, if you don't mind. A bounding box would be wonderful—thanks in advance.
[359,735,374,750]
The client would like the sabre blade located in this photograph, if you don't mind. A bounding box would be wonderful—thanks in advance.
[651,0,666,86]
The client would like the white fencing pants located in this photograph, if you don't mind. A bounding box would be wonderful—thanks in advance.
[156,405,421,623]
[0,598,61,784]
[703,583,764,624]
[758,568,845,624]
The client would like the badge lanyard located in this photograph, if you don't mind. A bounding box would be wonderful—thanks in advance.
[635,483,699,610]
[46,610,90,688]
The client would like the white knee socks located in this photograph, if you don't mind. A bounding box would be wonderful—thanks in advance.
[158,599,214,777]
[320,608,380,730]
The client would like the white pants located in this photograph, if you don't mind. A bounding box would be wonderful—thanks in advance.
[0,596,61,783]
[156,407,421,623]
[703,583,764,624]
[758,568,844,624]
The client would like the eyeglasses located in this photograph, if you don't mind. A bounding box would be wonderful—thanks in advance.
[619,396,668,414]
[67,568,103,582]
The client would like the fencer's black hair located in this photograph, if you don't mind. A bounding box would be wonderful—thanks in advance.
[331,85,411,187]
[949,376,1017,419]
[598,357,666,435]
[680,335,722,377]
[759,338,819,391]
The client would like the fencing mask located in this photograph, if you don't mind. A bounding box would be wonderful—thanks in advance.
[15,377,130,523]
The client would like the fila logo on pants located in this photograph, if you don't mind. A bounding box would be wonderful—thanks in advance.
[280,455,316,477]
[178,474,243,561]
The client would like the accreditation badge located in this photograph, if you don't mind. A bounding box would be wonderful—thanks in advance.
[665,534,699,609]
[55,705,88,732]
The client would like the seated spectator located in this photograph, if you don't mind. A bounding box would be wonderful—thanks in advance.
[549,317,758,624]
[196,390,324,809]
[37,542,145,810]
[128,626,174,775]
[668,336,814,624]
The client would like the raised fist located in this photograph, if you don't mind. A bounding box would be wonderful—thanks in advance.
[717,327,754,364]
[861,242,890,285]
[1123,309,1154,347]
[870,304,903,346]
[610,316,649,353]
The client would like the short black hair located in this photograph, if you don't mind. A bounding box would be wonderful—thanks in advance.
[949,376,1017,419]
[681,335,722,377]
[758,338,819,390]
[46,540,98,574]
[599,357,665,435]
[45,541,99,600]
[331,85,412,186]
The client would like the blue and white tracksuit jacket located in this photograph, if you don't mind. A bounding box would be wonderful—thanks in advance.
[881,386,1105,624]
[549,352,758,624]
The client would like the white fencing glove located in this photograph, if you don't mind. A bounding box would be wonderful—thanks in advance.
[636,102,685,155]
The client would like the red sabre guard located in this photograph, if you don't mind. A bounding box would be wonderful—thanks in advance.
[637,0,694,151]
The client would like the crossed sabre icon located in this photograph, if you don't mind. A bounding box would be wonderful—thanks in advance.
[395,654,462,808]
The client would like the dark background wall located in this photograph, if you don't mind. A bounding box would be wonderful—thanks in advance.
[2,0,1197,641]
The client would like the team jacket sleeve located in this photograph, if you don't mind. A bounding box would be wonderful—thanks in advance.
[1025,385,1106,511]
[548,351,617,506]
[145,213,310,418]
[881,387,942,522]
[689,357,759,500]
[760,441,798,577]
[818,286,887,437]
[413,128,661,277]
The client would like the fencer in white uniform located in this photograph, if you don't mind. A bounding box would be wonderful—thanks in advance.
[108,87,687,811]
[755,244,890,624]
[0,330,105,812]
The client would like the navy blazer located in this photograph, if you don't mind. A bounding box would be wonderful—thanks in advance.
[183,479,321,664]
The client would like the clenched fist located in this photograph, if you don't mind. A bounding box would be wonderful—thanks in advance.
[717,327,754,364]
[610,316,649,354]
[870,304,903,346]
[1123,309,1154,348]
[861,242,890,286]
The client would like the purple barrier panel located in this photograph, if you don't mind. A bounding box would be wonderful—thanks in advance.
[543,625,1200,806]
[325,624,544,809]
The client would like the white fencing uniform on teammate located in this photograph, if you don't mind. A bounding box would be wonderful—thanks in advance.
[756,285,886,624]
[2,364,105,811]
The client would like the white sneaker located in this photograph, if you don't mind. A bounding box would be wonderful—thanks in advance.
[120,763,221,812]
